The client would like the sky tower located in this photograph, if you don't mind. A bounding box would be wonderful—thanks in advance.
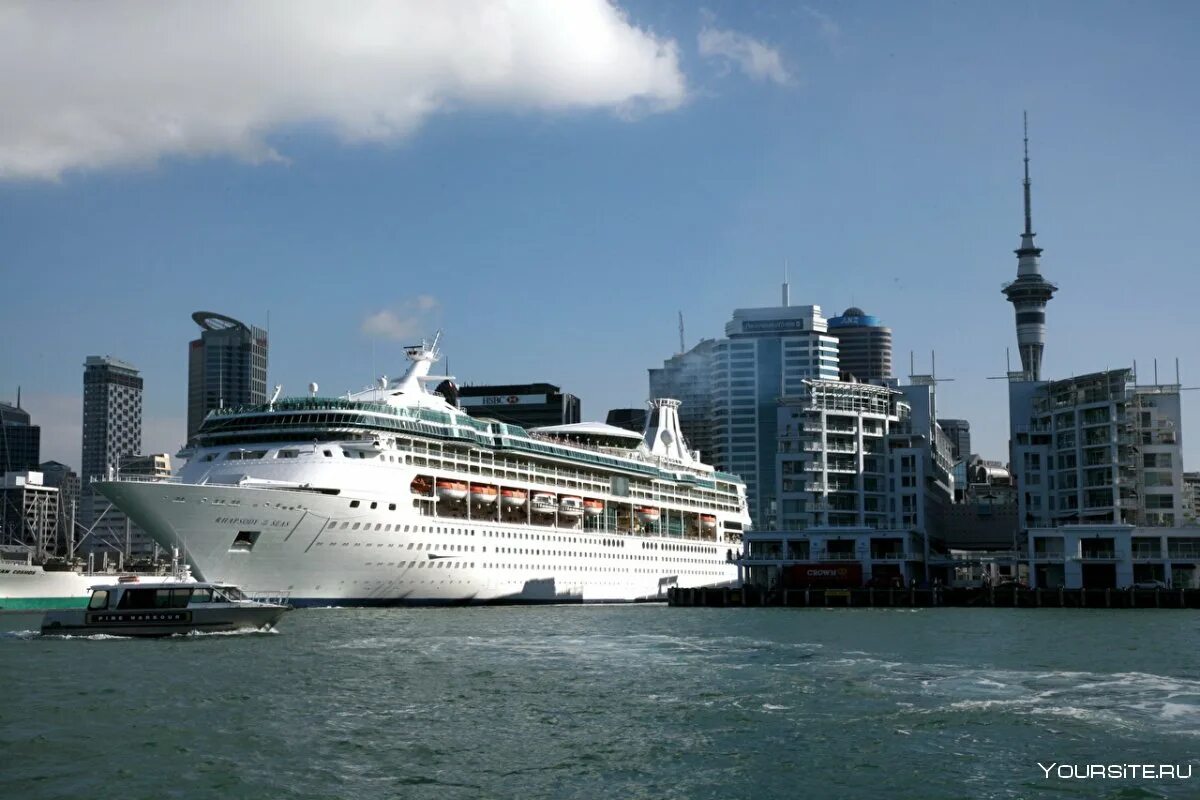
[1002,113,1057,381]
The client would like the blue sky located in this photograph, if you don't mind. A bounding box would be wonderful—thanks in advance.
[2,1,1199,472]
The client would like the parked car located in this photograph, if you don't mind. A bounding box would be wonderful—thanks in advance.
[1133,579,1169,589]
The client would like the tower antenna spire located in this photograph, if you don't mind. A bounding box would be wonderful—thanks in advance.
[1023,111,1033,236]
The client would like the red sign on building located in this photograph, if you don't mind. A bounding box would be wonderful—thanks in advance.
[784,563,863,588]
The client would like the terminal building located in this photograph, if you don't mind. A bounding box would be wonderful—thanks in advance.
[458,383,580,430]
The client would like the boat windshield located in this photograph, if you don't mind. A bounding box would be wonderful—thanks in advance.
[213,587,247,602]
[87,589,110,610]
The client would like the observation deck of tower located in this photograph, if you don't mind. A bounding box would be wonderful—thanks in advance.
[1002,113,1057,381]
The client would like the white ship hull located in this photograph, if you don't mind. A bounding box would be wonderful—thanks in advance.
[98,480,740,606]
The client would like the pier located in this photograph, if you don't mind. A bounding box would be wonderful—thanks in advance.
[668,585,1200,609]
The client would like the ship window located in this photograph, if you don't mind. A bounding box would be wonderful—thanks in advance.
[389,504,396,511]
[327,521,336,529]
[189,588,213,604]
[344,451,352,458]
[277,450,300,459]
[375,524,382,531]
[88,590,110,610]
[324,450,333,457]
[350,501,360,508]
[352,523,361,530]
[370,502,378,509]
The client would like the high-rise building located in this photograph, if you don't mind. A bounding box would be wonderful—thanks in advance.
[458,383,580,430]
[711,289,841,529]
[1009,369,1184,529]
[648,338,716,462]
[1002,115,1057,381]
[81,355,143,551]
[0,396,40,473]
[826,308,893,382]
[188,311,269,438]
[605,408,648,434]
[937,419,971,463]
[82,356,142,484]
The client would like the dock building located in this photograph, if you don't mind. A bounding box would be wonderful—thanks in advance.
[0,471,59,561]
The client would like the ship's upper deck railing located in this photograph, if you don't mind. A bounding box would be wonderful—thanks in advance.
[196,397,745,492]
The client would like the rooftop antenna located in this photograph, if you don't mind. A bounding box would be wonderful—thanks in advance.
[678,311,685,354]
[16,386,20,409]
[781,260,790,307]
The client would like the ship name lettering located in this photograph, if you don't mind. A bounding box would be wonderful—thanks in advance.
[216,517,260,525]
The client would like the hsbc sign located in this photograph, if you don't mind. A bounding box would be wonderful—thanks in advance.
[459,393,546,407]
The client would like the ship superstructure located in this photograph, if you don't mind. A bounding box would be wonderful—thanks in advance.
[96,336,749,604]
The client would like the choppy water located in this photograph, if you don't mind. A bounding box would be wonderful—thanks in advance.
[2,607,1198,799]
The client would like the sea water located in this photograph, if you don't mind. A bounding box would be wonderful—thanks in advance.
[1,606,1197,799]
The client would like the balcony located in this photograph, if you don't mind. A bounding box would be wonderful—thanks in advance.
[814,551,859,561]
[1132,548,1163,561]
[825,442,858,454]
[1031,550,1065,561]
[1167,546,1200,560]
[1078,550,1118,561]
[805,482,828,493]
[870,551,922,562]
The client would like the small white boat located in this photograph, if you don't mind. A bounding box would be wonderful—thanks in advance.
[559,496,584,517]
[531,493,557,514]
[41,578,288,638]
[583,498,604,517]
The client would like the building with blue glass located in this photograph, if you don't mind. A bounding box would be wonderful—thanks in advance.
[710,291,840,529]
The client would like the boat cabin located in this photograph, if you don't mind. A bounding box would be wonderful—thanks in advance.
[86,582,249,612]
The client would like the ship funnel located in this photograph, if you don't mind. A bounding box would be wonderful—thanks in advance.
[643,398,696,464]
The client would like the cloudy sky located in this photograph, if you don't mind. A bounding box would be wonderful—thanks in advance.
[2,0,1199,472]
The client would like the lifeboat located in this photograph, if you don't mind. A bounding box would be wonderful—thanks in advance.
[410,475,434,496]
[582,498,604,517]
[435,479,467,501]
[470,484,498,504]
[700,514,717,531]
[559,496,584,517]
[531,493,557,514]
[636,507,661,525]
[501,488,528,508]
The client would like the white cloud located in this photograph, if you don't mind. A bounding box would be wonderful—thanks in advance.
[361,296,439,341]
[803,6,841,54]
[0,1,687,181]
[697,24,791,85]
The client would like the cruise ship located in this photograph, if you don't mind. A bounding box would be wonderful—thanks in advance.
[95,337,750,605]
